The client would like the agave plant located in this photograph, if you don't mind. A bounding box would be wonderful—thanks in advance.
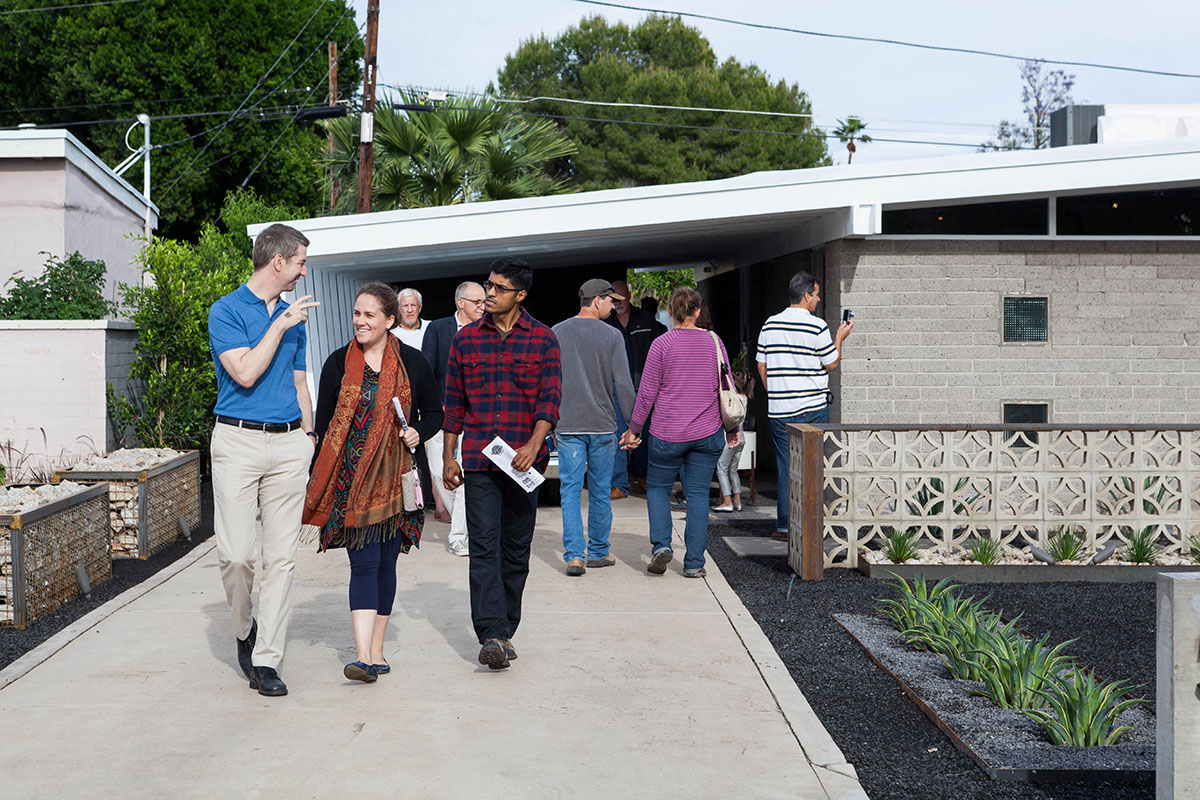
[1122,526,1160,564]
[880,528,921,563]
[1047,527,1085,563]
[1187,535,1200,563]
[1023,669,1149,746]
[907,605,1004,682]
[964,535,1001,565]
[877,574,958,631]
[969,628,1075,709]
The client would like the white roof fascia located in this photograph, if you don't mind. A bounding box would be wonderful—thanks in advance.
[0,128,160,222]
[249,136,1200,265]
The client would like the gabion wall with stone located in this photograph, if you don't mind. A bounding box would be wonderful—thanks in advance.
[1,483,111,627]
[54,450,200,560]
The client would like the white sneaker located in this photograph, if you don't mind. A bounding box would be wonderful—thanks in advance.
[447,540,469,557]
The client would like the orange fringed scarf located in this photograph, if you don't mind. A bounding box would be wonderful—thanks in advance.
[303,337,414,535]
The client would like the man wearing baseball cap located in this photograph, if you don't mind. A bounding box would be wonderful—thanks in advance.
[551,279,637,576]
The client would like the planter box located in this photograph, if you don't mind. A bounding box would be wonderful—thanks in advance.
[1,483,112,628]
[54,451,200,559]
[857,559,1200,584]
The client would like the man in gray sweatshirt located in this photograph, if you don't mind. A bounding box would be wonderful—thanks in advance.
[552,279,637,576]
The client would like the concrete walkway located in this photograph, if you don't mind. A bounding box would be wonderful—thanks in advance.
[0,493,865,799]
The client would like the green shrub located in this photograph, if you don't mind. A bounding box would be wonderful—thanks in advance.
[969,629,1074,709]
[1122,527,1159,564]
[1047,527,1085,563]
[1187,535,1200,563]
[881,528,921,563]
[877,574,958,632]
[0,251,116,320]
[1023,669,1148,746]
[964,535,1002,565]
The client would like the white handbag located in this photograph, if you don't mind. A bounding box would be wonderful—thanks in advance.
[710,331,746,432]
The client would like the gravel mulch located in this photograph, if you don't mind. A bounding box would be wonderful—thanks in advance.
[708,517,1156,800]
[0,479,214,672]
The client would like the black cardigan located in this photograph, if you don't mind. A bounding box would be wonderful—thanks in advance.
[313,340,444,502]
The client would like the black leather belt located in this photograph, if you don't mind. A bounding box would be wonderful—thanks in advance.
[216,416,303,433]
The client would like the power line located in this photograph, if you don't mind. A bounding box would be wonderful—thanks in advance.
[241,66,334,187]
[0,88,315,118]
[0,0,146,16]
[160,0,335,199]
[573,0,1200,80]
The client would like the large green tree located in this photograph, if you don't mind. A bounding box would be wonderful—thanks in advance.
[494,15,829,191]
[0,0,363,239]
[322,92,577,212]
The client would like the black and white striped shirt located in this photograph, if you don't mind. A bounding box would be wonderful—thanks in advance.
[755,307,836,417]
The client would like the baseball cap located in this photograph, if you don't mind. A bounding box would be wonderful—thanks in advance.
[579,278,625,301]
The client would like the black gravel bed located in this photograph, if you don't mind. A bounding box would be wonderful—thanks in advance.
[708,519,1156,800]
[0,478,214,672]
[836,613,1153,780]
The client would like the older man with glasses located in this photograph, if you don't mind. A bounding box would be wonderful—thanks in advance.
[422,281,487,552]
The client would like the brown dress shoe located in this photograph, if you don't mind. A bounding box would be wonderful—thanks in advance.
[610,487,628,500]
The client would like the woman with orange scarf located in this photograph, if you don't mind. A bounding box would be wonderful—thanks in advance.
[304,283,442,683]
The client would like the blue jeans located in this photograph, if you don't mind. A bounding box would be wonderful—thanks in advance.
[558,433,618,562]
[769,405,830,532]
[611,391,630,493]
[647,429,725,570]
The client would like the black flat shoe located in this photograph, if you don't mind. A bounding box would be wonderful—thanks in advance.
[249,666,287,697]
[236,619,257,680]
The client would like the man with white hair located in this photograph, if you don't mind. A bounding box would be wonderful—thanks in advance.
[392,287,429,349]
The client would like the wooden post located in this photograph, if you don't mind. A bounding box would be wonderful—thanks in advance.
[787,423,825,580]
[356,0,379,214]
[328,41,338,210]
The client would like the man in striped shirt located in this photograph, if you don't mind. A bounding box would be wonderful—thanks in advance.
[756,272,853,539]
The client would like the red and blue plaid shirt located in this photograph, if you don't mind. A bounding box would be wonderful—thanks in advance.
[443,308,562,472]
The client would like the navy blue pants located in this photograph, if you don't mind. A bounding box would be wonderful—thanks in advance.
[347,534,404,615]
[464,470,539,644]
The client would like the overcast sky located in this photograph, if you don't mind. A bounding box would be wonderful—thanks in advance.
[348,0,1200,165]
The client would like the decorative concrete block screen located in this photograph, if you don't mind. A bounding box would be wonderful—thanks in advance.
[788,424,1200,577]
[0,484,111,627]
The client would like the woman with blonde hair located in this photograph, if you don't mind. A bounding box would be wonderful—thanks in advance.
[621,287,740,577]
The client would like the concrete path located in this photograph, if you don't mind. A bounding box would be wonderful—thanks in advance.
[0,493,865,799]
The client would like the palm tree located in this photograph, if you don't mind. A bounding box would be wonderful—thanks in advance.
[321,91,577,213]
[833,118,872,164]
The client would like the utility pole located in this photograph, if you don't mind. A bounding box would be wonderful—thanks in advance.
[328,41,338,210]
[356,0,379,214]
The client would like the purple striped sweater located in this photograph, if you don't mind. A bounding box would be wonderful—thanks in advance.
[629,328,730,443]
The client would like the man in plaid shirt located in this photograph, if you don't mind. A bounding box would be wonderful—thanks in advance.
[442,256,562,670]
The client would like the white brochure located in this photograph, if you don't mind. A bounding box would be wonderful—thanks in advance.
[482,436,545,493]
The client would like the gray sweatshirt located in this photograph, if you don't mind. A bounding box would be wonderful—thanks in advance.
[552,316,637,434]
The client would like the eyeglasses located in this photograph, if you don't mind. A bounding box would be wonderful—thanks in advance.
[483,280,519,295]
[461,297,486,306]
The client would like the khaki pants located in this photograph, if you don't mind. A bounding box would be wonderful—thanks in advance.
[210,424,312,672]
[425,430,467,545]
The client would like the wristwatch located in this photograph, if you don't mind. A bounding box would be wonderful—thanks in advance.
[306,431,319,444]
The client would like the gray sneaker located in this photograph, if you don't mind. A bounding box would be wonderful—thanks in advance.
[478,638,510,670]
[647,549,673,574]
[586,553,616,568]
[682,567,707,579]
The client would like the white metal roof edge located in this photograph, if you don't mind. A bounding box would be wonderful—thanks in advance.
[249,136,1200,255]
[0,129,160,222]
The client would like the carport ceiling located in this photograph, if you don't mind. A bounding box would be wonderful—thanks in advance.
[309,209,827,282]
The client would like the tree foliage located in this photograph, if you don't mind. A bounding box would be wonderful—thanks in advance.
[107,190,296,457]
[494,15,829,191]
[833,118,871,164]
[322,92,577,212]
[0,252,116,320]
[0,0,363,239]
[981,60,1076,151]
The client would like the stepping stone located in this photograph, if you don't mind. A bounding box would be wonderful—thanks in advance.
[723,536,787,557]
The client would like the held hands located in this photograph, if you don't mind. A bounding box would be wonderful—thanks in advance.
[443,457,463,490]
[619,430,641,451]
[726,430,742,448]
[512,441,539,473]
[278,295,320,330]
[400,427,420,449]
[835,319,854,343]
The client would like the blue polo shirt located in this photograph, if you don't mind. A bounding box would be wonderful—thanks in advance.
[209,283,307,423]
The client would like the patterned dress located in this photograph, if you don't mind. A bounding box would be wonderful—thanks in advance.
[321,364,423,552]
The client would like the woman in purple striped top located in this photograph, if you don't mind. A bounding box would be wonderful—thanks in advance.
[621,288,741,577]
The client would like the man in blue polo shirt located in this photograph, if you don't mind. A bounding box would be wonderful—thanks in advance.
[208,223,320,698]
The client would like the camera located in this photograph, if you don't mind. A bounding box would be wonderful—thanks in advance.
[842,308,855,323]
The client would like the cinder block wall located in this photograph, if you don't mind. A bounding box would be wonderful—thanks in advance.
[824,239,1200,424]
[0,321,138,478]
